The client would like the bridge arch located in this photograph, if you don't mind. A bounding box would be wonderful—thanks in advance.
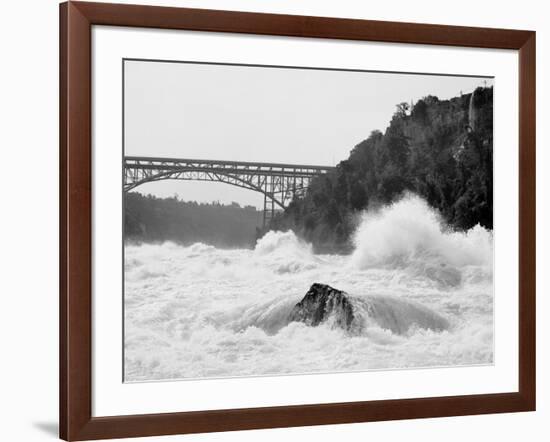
[124,156,335,227]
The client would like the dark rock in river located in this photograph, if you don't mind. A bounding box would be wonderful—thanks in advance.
[288,283,358,332]
[288,283,450,335]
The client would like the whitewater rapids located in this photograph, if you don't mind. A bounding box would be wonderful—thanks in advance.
[124,196,494,382]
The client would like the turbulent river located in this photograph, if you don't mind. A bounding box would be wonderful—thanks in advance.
[124,196,494,382]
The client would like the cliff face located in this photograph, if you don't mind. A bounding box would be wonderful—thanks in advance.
[271,87,493,251]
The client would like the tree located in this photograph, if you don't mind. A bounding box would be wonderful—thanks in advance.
[395,102,410,117]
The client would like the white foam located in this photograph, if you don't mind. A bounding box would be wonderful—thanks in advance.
[351,194,493,269]
[124,196,493,381]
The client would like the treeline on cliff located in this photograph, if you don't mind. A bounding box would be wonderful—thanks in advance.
[125,192,263,248]
[271,87,493,250]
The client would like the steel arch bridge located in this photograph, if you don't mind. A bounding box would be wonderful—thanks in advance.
[124,156,335,227]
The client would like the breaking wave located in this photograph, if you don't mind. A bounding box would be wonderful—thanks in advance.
[351,195,493,288]
[226,293,450,339]
[124,194,494,381]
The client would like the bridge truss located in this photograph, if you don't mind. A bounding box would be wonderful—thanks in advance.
[124,156,335,227]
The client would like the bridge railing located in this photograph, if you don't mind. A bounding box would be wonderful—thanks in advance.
[125,156,335,175]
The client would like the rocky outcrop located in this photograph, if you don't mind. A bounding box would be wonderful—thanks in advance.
[288,283,357,331]
[468,87,478,131]
[288,283,450,335]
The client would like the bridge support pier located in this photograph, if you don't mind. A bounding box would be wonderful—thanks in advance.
[262,176,275,229]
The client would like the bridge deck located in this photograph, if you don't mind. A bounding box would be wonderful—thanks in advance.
[125,156,336,174]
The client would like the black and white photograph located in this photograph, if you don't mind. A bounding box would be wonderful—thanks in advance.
[123,59,494,382]
[3,0,546,440]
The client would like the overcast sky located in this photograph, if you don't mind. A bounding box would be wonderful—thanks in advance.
[124,59,493,208]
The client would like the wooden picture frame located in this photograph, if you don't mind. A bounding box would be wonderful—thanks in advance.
[60,1,536,440]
